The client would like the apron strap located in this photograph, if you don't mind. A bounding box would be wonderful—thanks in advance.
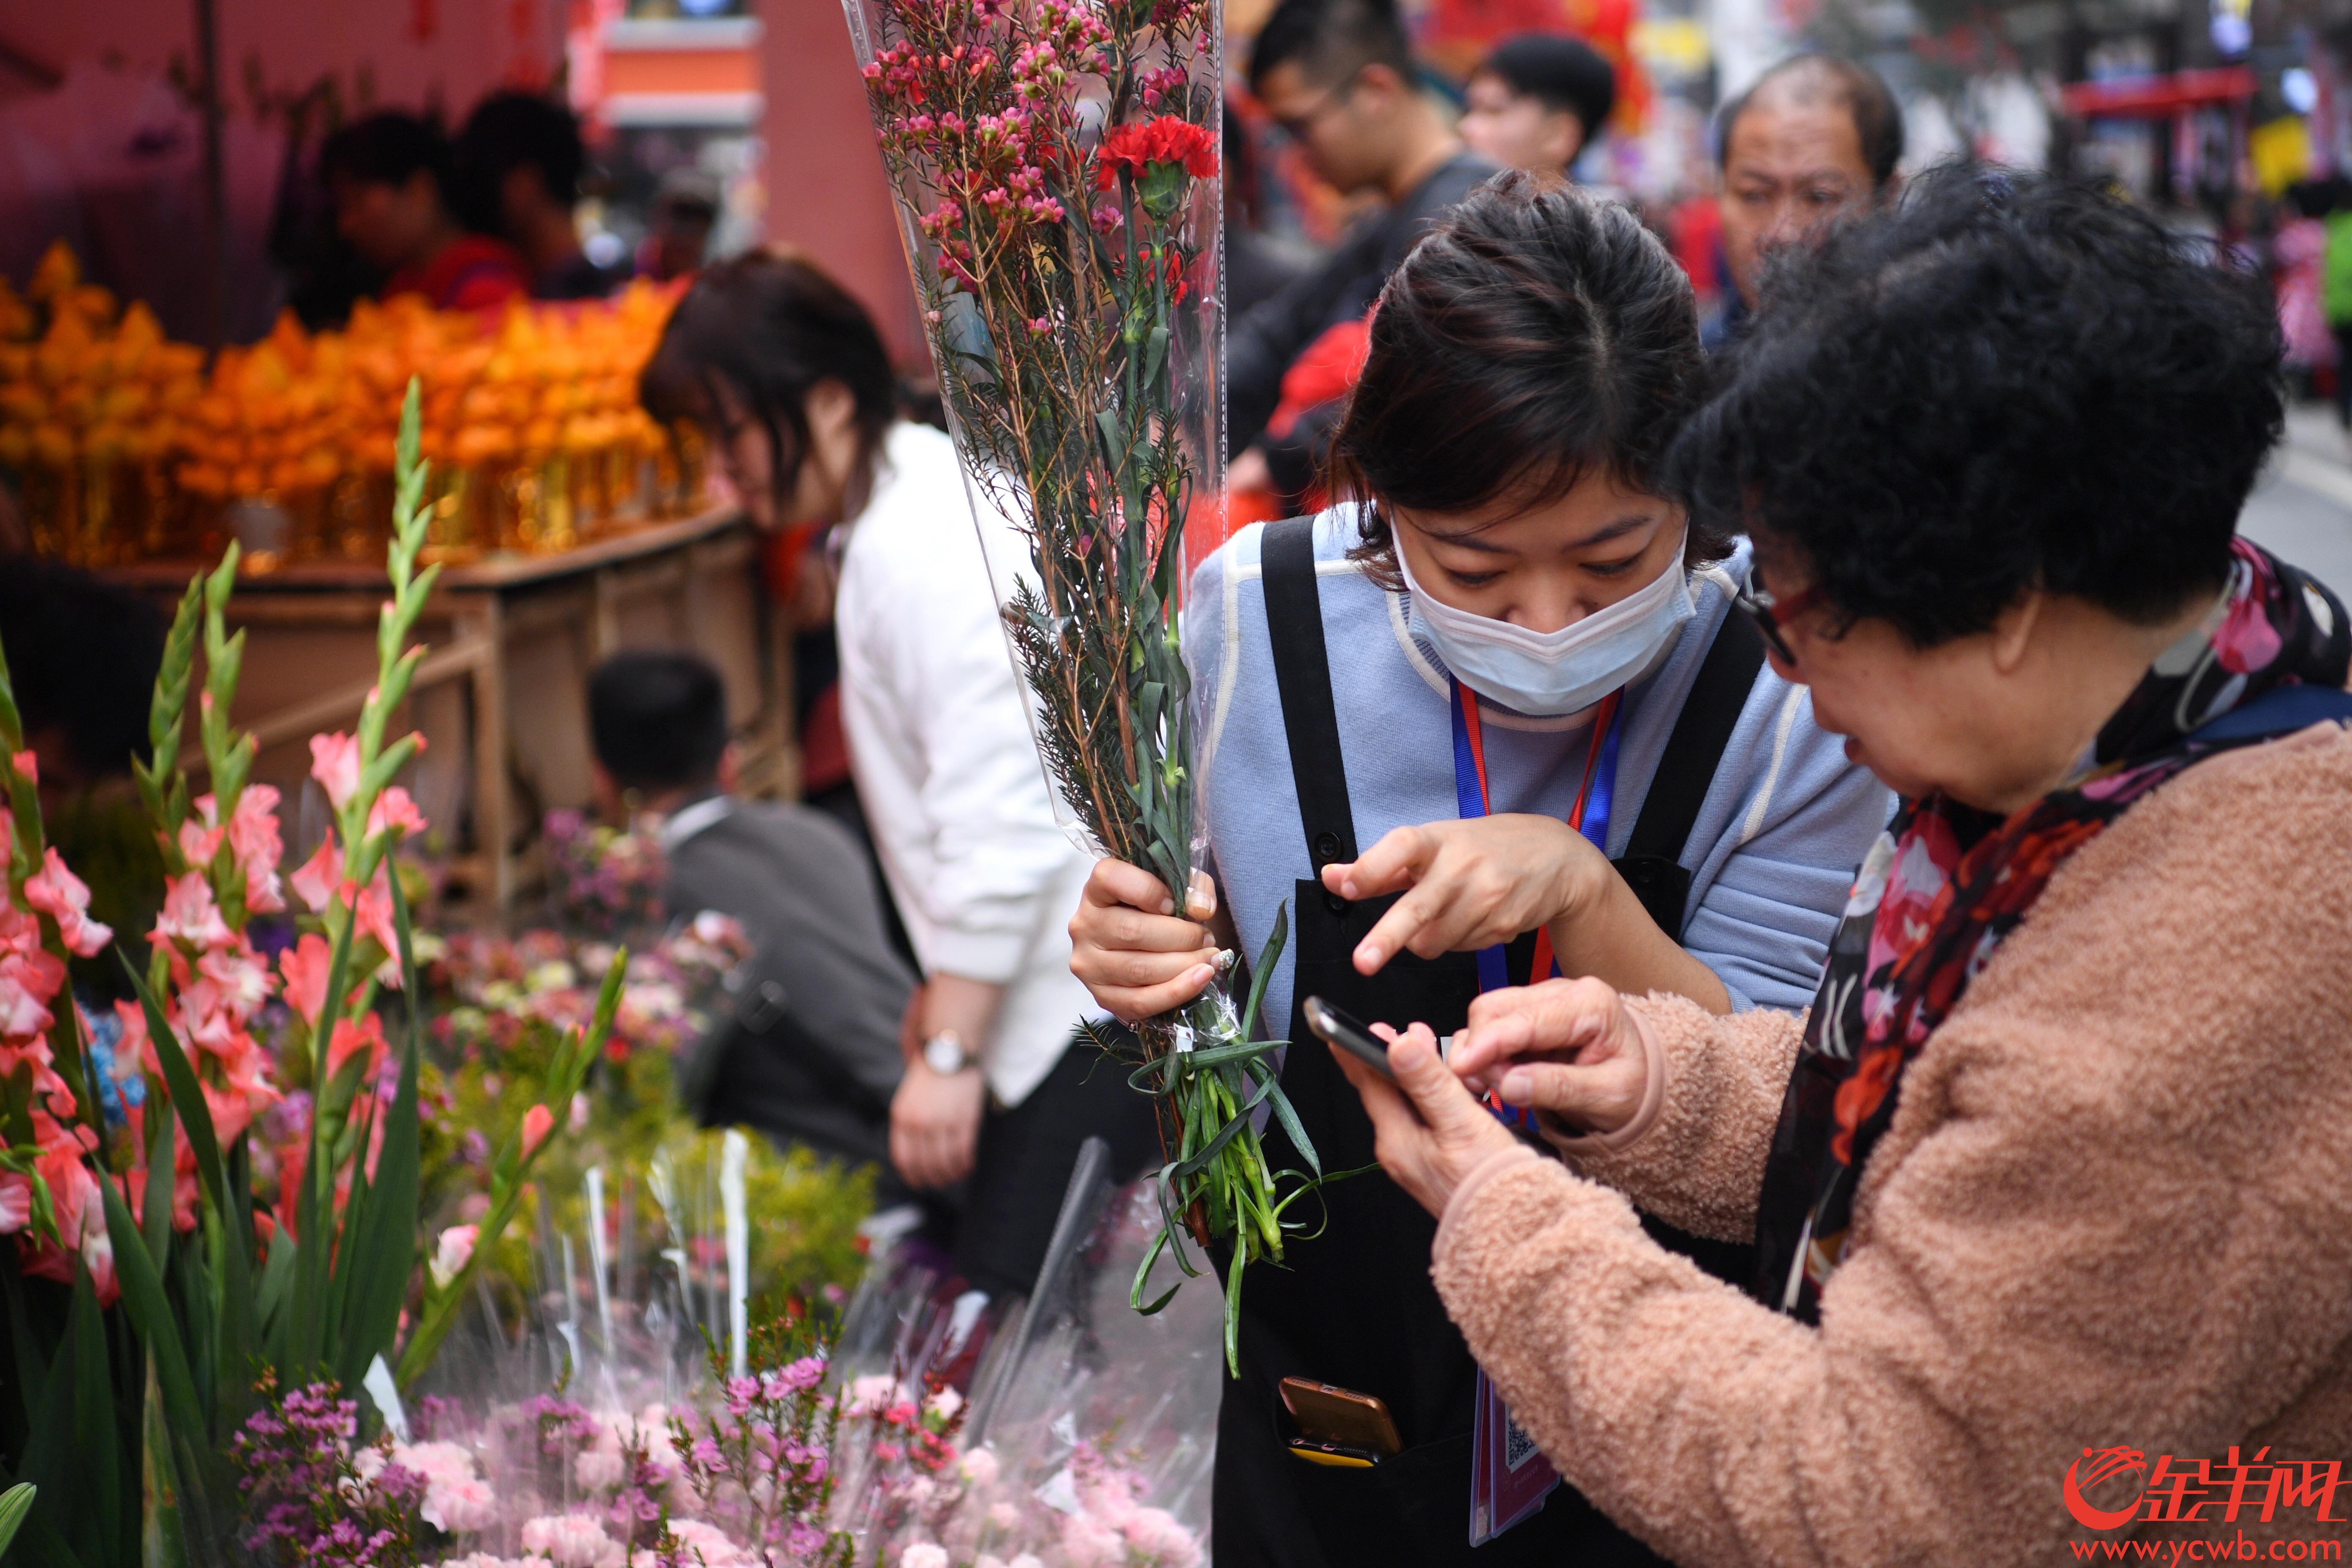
[1614,607,1767,937]
[1262,517,1359,883]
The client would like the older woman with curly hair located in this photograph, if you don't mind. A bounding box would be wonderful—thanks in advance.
[1334,167,2352,1564]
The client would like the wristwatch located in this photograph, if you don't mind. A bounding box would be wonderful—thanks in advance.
[922,1029,976,1075]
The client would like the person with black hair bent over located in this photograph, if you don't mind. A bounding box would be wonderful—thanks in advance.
[588,651,914,1192]
[1069,176,1893,1566]
[640,250,1161,1297]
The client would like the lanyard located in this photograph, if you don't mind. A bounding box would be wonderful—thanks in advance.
[1449,680,1624,1122]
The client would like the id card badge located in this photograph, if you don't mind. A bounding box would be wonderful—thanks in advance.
[1467,1367,1559,1546]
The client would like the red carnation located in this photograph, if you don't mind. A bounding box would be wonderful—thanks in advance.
[1092,114,1215,191]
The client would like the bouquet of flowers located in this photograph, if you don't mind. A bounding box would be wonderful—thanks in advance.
[843,0,1313,1372]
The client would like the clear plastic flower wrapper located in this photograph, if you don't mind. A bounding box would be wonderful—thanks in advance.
[844,0,1325,1373]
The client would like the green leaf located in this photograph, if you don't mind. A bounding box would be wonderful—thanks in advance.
[118,958,224,1213]
[140,1363,191,1568]
[333,1026,419,1395]
[142,1108,174,1269]
[100,1189,198,1435]
[63,1268,119,1568]
[1239,900,1288,1045]
[1261,1073,1318,1181]
[0,1483,35,1561]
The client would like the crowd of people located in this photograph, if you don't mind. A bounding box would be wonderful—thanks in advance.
[285,91,720,324]
[643,1,2352,1563]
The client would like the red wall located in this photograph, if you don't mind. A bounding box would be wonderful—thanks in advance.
[757,3,923,368]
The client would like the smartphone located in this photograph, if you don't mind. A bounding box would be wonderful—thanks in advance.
[1281,1376,1404,1456]
[1301,996,1395,1081]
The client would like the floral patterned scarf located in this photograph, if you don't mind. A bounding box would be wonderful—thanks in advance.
[1752,539,2351,1323]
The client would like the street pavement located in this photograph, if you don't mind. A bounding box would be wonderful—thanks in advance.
[2241,405,2352,602]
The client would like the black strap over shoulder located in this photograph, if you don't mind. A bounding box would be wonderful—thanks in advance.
[1261,518,1359,882]
[1613,607,1768,939]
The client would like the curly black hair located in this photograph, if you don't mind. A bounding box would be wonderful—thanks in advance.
[1668,165,2285,646]
[1332,172,1724,583]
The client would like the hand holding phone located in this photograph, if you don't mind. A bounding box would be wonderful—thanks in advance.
[1302,996,1396,1081]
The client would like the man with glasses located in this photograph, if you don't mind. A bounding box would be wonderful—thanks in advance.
[1230,0,1494,508]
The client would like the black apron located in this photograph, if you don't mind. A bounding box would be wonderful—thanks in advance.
[1209,519,1762,1567]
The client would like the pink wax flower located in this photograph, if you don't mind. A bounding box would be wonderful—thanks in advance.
[309,732,362,810]
[901,1545,948,1568]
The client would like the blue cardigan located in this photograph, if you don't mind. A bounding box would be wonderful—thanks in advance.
[1185,510,1893,1039]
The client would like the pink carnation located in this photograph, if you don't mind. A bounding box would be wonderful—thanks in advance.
[521,1513,625,1568]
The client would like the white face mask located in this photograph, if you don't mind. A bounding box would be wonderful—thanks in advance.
[1397,531,1696,716]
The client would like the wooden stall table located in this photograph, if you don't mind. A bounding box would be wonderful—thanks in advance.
[100,506,793,915]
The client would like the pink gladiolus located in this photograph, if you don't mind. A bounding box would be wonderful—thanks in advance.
[153,872,232,951]
[196,943,274,1017]
[288,835,339,912]
[325,1013,388,1081]
[351,876,402,972]
[24,849,112,958]
[278,934,331,1026]
[0,1173,30,1233]
[177,818,226,868]
[309,732,362,811]
[9,750,35,785]
[521,1102,555,1156]
[226,786,287,913]
[366,786,427,843]
[0,901,37,958]
[430,1223,478,1288]
[0,957,55,1040]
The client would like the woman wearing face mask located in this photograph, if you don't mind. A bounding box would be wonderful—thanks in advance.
[1068,177,1892,1566]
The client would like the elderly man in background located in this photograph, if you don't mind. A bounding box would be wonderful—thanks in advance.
[1708,53,1903,349]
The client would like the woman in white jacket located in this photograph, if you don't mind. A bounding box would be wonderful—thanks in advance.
[642,249,1158,1293]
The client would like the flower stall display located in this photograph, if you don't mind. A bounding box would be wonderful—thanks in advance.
[0,244,207,565]
[217,1165,1217,1568]
[0,244,707,572]
[843,0,1308,1369]
[0,383,624,1567]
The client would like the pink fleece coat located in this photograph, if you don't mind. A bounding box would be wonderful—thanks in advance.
[1431,721,2352,1565]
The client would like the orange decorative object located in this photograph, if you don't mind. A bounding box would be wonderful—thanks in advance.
[0,248,712,569]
